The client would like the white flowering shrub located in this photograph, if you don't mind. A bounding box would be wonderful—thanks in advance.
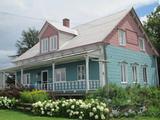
[0,96,17,109]
[32,99,109,120]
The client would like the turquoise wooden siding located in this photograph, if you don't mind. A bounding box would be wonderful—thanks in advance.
[106,45,157,86]
[16,60,99,84]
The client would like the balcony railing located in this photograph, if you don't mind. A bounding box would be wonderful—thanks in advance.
[23,80,100,92]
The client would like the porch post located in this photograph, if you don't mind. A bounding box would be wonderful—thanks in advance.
[2,72,6,89]
[85,56,89,92]
[15,72,17,87]
[21,68,23,85]
[52,63,55,91]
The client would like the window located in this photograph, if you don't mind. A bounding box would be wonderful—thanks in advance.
[50,35,58,51]
[120,63,127,83]
[41,38,48,53]
[55,68,66,81]
[142,66,147,83]
[23,73,30,85]
[139,38,145,51]
[132,65,138,83]
[118,29,126,46]
[77,65,86,80]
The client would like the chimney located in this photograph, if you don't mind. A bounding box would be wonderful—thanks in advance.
[63,18,70,27]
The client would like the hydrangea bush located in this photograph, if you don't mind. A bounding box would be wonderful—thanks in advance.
[0,96,17,109]
[32,99,109,120]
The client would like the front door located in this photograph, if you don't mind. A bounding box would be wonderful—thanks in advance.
[41,71,48,90]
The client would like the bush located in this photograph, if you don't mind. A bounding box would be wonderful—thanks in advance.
[32,99,109,120]
[87,84,160,118]
[20,90,49,103]
[0,96,17,109]
[0,86,22,99]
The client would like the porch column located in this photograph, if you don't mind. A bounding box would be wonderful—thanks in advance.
[52,63,55,91]
[15,72,17,87]
[2,72,6,89]
[85,56,89,92]
[21,68,23,85]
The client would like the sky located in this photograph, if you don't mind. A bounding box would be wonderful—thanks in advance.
[0,0,159,68]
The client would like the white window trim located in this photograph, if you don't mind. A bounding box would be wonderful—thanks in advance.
[131,64,139,84]
[118,29,126,46]
[41,38,49,53]
[139,37,145,51]
[55,68,66,81]
[142,66,148,84]
[49,35,58,51]
[77,65,86,80]
[41,70,48,83]
[120,63,128,84]
[23,73,30,85]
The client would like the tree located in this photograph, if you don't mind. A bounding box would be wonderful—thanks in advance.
[143,5,160,52]
[16,28,39,56]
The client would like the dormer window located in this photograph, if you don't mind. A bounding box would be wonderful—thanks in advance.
[139,37,145,51]
[49,35,58,51]
[41,38,48,53]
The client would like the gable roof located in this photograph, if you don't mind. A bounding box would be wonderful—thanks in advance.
[13,7,158,62]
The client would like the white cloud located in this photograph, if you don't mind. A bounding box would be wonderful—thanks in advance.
[140,15,148,23]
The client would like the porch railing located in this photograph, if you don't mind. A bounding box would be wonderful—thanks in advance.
[23,80,100,92]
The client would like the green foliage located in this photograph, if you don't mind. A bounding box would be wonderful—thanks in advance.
[0,96,17,109]
[32,99,109,120]
[143,5,160,52]
[16,28,39,55]
[20,90,49,103]
[87,84,160,118]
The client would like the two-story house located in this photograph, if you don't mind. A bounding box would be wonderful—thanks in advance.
[0,8,159,95]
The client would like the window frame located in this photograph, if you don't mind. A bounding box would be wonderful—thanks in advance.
[142,66,148,84]
[120,62,128,83]
[118,29,126,46]
[77,65,86,80]
[55,68,66,82]
[131,64,139,83]
[49,35,58,51]
[41,38,49,53]
[139,37,145,51]
[23,73,30,85]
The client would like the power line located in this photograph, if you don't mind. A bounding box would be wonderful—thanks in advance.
[0,11,80,24]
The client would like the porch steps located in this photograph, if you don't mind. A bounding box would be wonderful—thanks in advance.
[16,103,32,111]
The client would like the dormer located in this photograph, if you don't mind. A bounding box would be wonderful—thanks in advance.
[38,19,78,54]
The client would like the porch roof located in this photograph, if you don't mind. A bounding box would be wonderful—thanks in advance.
[0,50,99,73]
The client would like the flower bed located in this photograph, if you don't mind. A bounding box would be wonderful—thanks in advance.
[32,99,109,120]
[0,96,17,109]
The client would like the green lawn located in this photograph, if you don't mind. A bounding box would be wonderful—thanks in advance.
[0,109,159,120]
[0,109,72,120]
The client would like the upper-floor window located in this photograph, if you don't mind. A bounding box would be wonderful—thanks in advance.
[139,38,145,51]
[50,35,58,51]
[120,63,128,83]
[118,29,126,46]
[41,38,48,53]
[77,65,86,80]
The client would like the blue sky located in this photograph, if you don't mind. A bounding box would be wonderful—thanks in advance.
[0,0,159,68]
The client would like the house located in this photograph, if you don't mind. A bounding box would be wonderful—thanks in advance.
[0,8,159,95]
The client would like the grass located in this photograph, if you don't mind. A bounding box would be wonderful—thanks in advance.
[0,109,159,120]
[0,109,72,120]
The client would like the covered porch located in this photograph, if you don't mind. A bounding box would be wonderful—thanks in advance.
[0,51,106,94]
